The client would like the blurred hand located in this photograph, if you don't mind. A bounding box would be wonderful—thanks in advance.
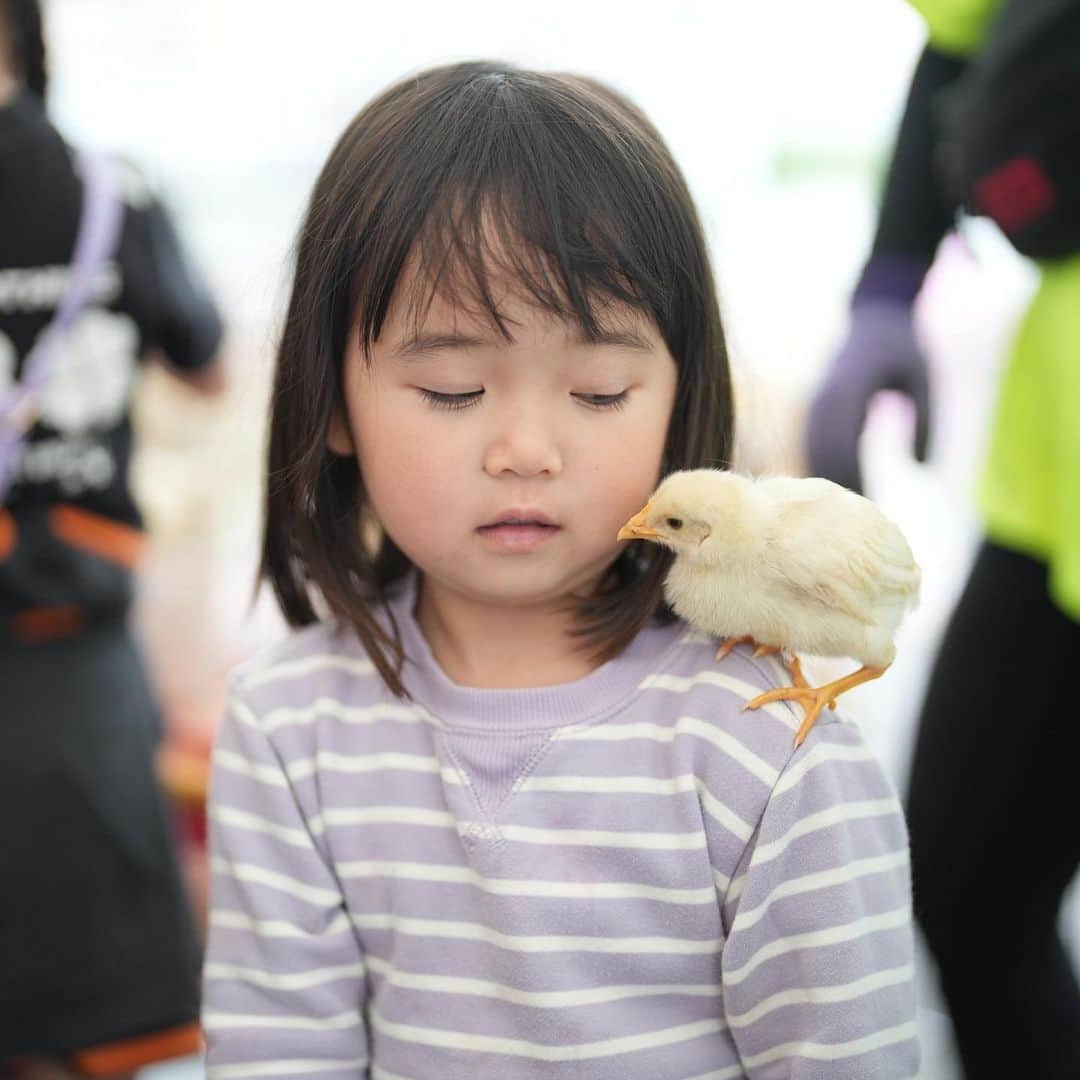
[805,299,931,494]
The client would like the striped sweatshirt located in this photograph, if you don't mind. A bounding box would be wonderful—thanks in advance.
[203,570,919,1078]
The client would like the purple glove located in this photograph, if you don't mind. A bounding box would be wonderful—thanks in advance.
[805,257,932,494]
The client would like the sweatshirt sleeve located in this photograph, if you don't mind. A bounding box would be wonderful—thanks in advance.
[719,719,920,1078]
[202,676,370,1079]
[868,42,968,267]
[119,178,224,372]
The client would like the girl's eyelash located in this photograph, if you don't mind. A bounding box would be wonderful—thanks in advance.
[418,389,483,411]
[578,391,629,411]
[417,389,630,412]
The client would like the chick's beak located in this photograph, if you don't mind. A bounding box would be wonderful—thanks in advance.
[617,503,662,542]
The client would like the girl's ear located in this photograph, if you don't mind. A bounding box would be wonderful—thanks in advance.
[327,409,355,456]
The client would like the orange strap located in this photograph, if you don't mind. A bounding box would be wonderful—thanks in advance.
[2,505,143,642]
[10,605,87,643]
[49,504,145,568]
[0,508,13,561]
[69,1022,203,1076]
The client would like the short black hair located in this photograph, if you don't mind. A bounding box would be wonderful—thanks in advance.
[261,61,735,696]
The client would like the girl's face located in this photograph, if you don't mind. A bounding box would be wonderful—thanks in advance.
[330,273,677,612]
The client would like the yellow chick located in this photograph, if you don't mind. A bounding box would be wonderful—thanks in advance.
[617,469,921,746]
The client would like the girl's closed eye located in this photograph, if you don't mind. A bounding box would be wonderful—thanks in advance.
[577,390,630,411]
[417,388,631,411]
[418,388,483,411]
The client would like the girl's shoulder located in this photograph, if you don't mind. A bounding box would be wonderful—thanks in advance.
[645,626,856,781]
[227,616,386,718]
[645,628,884,844]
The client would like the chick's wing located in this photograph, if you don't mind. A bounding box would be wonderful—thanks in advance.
[757,477,920,623]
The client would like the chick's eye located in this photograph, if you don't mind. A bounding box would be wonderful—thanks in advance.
[666,517,683,530]
[419,389,483,411]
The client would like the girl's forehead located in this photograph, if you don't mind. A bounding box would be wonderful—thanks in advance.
[364,216,658,344]
[382,257,657,348]
[384,296,660,362]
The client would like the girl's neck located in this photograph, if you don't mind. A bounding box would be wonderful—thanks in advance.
[414,575,601,689]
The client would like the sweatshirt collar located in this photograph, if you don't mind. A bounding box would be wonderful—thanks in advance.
[381,569,685,732]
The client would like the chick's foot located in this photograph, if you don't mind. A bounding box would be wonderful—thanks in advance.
[781,655,836,707]
[718,641,822,701]
[716,636,780,661]
[743,664,887,747]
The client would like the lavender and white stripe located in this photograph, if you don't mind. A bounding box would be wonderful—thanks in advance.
[203,571,919,1079]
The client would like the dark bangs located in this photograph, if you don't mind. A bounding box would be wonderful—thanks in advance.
[262,61,734,697]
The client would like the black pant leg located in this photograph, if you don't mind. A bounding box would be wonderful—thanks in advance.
[0,620,200,1055]
[906,540,1080,1079]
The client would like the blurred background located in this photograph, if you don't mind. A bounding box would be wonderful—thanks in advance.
[32,0,1075,1075]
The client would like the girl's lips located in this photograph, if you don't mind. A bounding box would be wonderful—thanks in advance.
[476,523,561,552]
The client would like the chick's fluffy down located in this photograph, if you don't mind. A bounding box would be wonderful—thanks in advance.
[663,475,920,669]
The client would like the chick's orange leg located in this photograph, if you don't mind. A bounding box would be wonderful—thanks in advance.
[782,655,835,706]
[717,639,817,697]
[716,636,767,660]
[744,665,887,747]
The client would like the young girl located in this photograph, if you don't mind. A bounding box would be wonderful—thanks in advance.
[203,62,919,1078]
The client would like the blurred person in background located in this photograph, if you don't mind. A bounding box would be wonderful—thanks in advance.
[807,0,1080,1076]
[0,1,225,1075]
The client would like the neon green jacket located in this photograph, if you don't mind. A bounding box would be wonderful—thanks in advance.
[914,0,1080,619]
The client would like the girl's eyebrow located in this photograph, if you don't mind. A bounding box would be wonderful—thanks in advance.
[391,325,655,361]
[391,332,492,361]
[581,325,655,353]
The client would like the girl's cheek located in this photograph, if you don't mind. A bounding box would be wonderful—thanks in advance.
[576,443,649,528]
[389,435,463,511]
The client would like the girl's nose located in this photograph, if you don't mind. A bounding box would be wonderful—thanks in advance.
[482,412,563,479]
